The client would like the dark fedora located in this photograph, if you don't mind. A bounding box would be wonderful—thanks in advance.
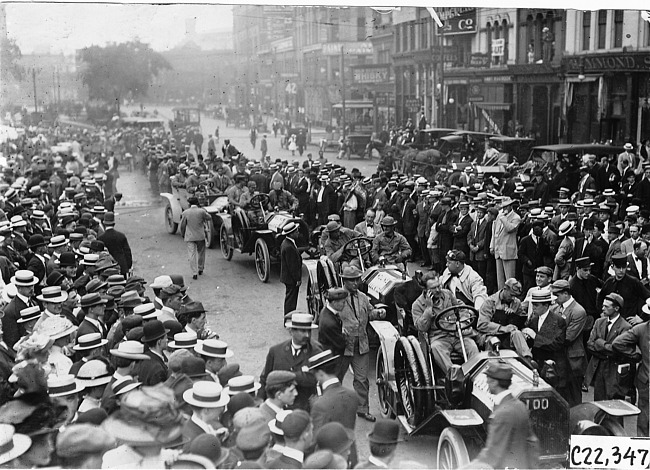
[367,419,401,444]
[28,234,46,249]
[58,252,77,267]
[80,293,107,309]
[142,320,168,343]
[179,301,206,317]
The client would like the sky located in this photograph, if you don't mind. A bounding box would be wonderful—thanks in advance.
[5,3,234,55]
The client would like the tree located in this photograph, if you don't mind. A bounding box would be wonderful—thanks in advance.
[1,38,25,82]
[78,40,171,114]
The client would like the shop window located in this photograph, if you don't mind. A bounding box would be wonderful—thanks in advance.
[582,11,591,50]
[613,10,624,48]
[597,10,607,49]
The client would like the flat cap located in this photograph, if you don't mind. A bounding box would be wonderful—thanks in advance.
[535,266,553,277]
[503,278,522,296]
[485,362,513,381]
[265,370,296,389]
[236,421,271,451]
[605,293,624,309]
[550,279,570,292]
[281,410,311,439]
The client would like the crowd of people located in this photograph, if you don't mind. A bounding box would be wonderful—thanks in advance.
[1,116,650,469]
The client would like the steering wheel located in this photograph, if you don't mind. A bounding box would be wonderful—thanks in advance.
[434,304,479,333]
[249,193,270,209]
[342,237,373,258]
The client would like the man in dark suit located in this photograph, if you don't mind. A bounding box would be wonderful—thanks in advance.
[613,315,650,437]
[452,201,472,257]
[468,362,538,469]
[586,293,633,401]
[294,169,310,217]
[1,269,39,349]
[468,204,489,280]
[355,420,401,469]
[599,254,650,322]
[551,280,588,406]
[76,293,108,339]
[259,313,323,412]
[98,212,132,276]
[103,193,122,213]
[268,410,312,469]
[0,320,17,404]
[518,221,550,294]
[317,288,348,380]
[308,349,359,467]
[633,164,650,209]
[308,350,359,432]
[522,289,569,393]
[587,220,609,279]
[26,234,48,293]
[181,381,229,450]
[138,320,169,386]
[316,177,336,225]
[280,222,302,315]
[626,241,649,284]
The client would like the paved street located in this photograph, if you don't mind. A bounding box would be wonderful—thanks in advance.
[113,167,436,465]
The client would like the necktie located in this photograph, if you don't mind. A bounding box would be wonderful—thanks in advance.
[607,320,614,335]
[350,294,358,320]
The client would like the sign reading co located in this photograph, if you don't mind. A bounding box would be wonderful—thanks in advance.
[437,8,477,35]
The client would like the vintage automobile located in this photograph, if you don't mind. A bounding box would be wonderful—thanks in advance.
[437,131,497,162]
[406,128,458,151]
[486,136,536,165]
[216,193,317,283]
[169,107,202,134]
[524,143,624,194]
[305,256,641,467]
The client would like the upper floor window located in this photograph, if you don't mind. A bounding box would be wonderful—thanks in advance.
[409,21,416,51]
[582,11,591,50]
[420,20,429,49]
[613,10,624,48]
[597,10,607,49]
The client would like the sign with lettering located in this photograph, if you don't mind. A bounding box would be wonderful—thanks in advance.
[405,98,421,113]
[322,42,373,56]
[437,8,477,36]
[352,65,391,84]
[491,39,505,57]
[469,54,490,68]
[565,53,650,72]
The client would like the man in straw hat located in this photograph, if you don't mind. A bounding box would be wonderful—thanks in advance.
[489,196,521,290]
[2,269,39,349]
[521,289,569,388]
[259,312,322,412]
[0,424,33,467]
[70,332,108,376]
[280,221,302,315]
[181,381,231,446]
[194,338,241,387]
[33,285,69,331]
[468,362,539,469]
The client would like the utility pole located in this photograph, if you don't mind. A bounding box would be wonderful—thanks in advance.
[32,68,38,113]
[340,45,346,140]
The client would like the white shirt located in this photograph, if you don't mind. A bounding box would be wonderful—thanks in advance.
[368,456,389,468]
[559,298,574,318]
[264,399,284,415]
[607,314,620,333]
[281,447,304,464]
[537,310,549,330]
[317,186,325,203]
[321,378,339,391]
[48,345,72,376]
[633,254,645,278]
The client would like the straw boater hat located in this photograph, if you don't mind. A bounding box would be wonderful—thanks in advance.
[0,424,32,465]
[133,303,159,320]
[77,360,112,388]
[10,270,39,287]
[111,376,141,396]
[47,374,85,398]
[47,235,68,249]
[224,375,261,396]
[194,339,234,358]
[308,350,340,370]
[269,409,292,436]
[558,221,575,237]
[36,286,68,304]
[73,333,108,352]
[169,331,200,350]
[16,306,41,324]
[183,381,230,408]
[109,341,150,361]
[284,312,318,330]
[530,289,555,303]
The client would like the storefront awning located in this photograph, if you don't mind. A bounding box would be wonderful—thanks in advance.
[474,102,511,111]
[566,75,600,83]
